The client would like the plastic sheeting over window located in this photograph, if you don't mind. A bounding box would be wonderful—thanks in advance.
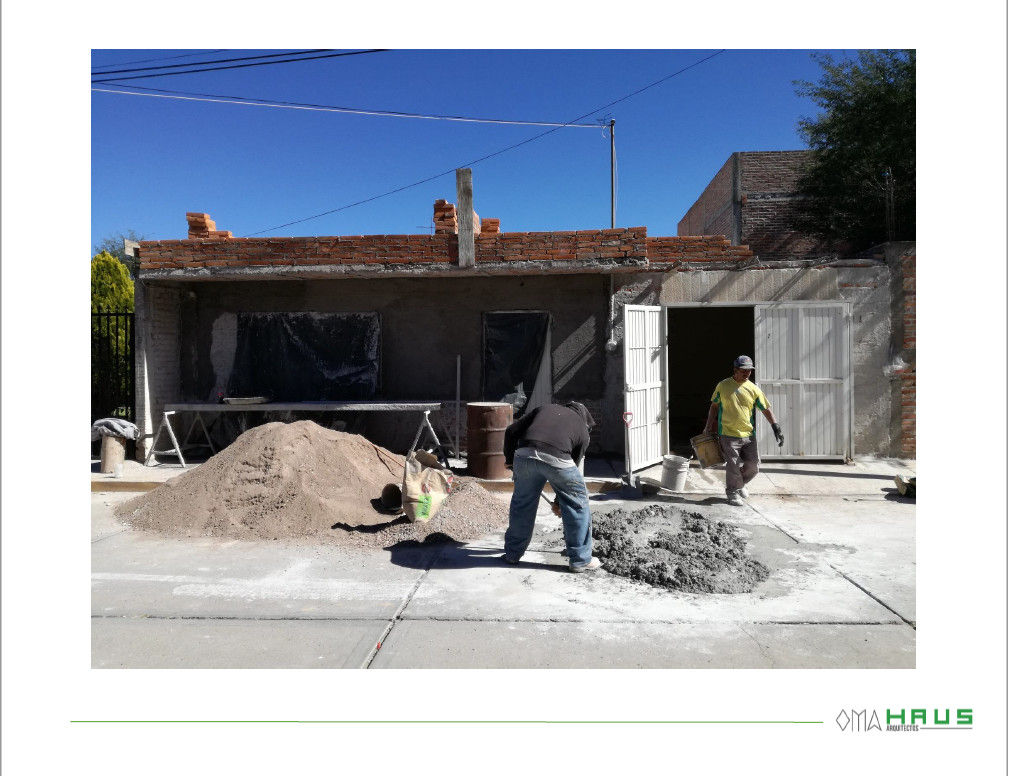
[228,312,380,401]
[482,311,551,416]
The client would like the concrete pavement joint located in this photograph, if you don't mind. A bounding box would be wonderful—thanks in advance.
[735,622,776,666]
[377,617,907,626]
[91,530,128,545]
[91,615,908,626]
[828,565,915,628]
[740,500,802,544]
[93,615,399,621]
[361,547,443,668]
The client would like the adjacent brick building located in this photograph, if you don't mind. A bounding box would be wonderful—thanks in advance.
[678,150,851,261]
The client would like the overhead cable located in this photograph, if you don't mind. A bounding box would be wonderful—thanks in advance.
[91,49,388,84]
[92,84,605,128]
[90,50,228,68]
[91,49,333,76]
[243,50,725,236]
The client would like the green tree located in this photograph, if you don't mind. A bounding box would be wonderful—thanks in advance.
[94,230,144,278]
[792,50,915,250]
[92,251,135,420]
[91,251,134,312]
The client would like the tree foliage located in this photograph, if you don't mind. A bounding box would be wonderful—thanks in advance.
[94,230,144,278]
[91,251,134,421]
[91,251,134,312]
[793,50,915,249]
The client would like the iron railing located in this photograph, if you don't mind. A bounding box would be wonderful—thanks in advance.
[92,308,135,424]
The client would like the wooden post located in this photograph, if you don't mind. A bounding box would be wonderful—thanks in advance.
[456,168,475,268]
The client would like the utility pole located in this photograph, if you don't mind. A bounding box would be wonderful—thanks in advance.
[610,119,616,229]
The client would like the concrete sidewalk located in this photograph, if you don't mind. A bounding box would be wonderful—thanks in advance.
[91,456,915,668]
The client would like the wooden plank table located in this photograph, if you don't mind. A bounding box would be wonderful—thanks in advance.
[145,402,447,467]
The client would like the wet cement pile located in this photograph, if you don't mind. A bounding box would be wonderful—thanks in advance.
[117,420,509,547]
[592,504,770,593]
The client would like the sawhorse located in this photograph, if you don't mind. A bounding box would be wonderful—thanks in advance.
[143,410,216,467]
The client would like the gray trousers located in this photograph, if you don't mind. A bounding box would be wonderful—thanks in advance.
[719,435,760,493]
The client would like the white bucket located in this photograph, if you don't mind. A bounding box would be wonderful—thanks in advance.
[660,454,691,491]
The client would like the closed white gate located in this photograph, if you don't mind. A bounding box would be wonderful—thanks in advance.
[753,302,852,458]
[623,305,667,472]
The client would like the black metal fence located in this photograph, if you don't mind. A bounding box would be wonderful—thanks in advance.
[92,308,135,424]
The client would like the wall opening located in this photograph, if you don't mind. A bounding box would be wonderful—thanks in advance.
[666,306,755,455]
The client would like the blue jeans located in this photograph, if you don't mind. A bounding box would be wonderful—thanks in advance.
[505,456,593,566]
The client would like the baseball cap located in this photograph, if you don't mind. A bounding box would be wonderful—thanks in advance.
[733,355,755,370]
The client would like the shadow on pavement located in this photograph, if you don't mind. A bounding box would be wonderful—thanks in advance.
[385,537,569,572]
[881,488,915,504]
[758,467,897,481]
[332,516,412,534]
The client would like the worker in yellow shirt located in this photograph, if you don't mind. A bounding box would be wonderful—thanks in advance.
[703,355,784,506]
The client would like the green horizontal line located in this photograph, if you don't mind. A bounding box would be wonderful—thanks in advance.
[72,720,823,725]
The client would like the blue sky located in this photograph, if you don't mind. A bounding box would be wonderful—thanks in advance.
[91,49,852,247]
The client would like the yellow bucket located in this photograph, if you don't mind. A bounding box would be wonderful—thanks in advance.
[690,433,724,468]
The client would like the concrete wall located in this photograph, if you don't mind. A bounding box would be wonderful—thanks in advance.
[604,262,898,456]
[140,274,609,455]
[134,282,183,459]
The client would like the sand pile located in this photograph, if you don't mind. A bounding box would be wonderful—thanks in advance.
[117,420,509,547]
[592,505,770,593]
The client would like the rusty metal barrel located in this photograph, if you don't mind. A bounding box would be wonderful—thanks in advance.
[466,402,513,479]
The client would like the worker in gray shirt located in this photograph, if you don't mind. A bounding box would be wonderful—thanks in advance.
[502,402,601,573]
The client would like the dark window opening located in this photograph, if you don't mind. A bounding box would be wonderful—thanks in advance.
[482,311,552,416]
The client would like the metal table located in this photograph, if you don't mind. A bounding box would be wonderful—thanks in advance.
[145,402,447,467]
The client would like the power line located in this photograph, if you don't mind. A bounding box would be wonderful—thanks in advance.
[90,50,228,68]
[91,49,388,84]
[91,49,333,76]
[92,84,606,128]
[243,50,725,237]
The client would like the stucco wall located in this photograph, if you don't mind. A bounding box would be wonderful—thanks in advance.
[144,274,608,453]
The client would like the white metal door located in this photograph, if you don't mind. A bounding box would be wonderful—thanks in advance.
[623,304,667,472]
[754,302,851,458]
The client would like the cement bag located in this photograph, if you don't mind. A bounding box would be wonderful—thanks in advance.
[403,450,454,523]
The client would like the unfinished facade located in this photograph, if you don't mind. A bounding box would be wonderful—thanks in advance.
[133,180,912,469]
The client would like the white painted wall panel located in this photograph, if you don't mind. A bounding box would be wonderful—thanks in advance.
[623,305,666,472]
[755,303,850,458]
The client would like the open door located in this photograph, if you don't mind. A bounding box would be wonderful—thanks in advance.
[754,303,852,458]
[623,304,667,473]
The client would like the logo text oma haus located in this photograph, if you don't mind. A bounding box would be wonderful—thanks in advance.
[837,708,973,732]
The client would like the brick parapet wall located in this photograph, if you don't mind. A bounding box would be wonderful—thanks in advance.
[140,234,459,268]
[475,228,648,263]
[647,236,753,265]
[139,227,657,269]
[139,226,760,271]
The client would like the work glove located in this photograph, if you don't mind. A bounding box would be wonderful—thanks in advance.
[550,501,561,518]
[771,423,784,447]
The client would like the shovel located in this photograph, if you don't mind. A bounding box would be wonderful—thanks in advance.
[541,492,561,517]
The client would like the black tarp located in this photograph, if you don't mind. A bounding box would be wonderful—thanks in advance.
[227,312,380,401]
[482,311,550,415]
